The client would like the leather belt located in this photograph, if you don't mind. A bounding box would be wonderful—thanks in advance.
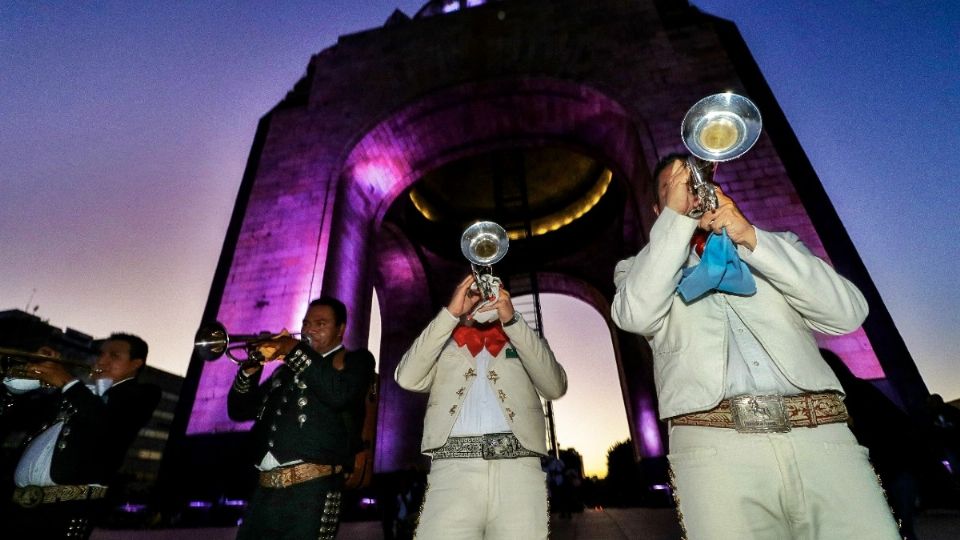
[671,392,848,433]
[12,484,108,509]
[259,463,342,489]
[432,433,540,460]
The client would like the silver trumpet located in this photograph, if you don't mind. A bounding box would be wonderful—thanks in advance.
[193,321,301,367]
[0,347,100,380]
[1,347,103,393]
[680,92,762,218]
[460,221,509,317]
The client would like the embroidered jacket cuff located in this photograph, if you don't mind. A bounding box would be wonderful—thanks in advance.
[283,345,313,374]
[232,369,256,394]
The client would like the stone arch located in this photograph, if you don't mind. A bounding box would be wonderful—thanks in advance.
[318,77,661,470]
[321,76,654,342]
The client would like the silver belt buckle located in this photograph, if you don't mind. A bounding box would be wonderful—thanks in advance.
[482,433,520,460]
[729,394,791,433]
[265,470,285,488]
[13,485,45,508]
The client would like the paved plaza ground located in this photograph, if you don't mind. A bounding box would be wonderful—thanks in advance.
[92,506,960,539]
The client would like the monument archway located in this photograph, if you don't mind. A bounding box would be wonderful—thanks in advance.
[324,76,661,470]
[167,1,919,508]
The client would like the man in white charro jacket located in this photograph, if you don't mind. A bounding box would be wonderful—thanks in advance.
[611,154,899,539]
[396,274,567,540]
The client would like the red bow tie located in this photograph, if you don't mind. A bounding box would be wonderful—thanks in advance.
[691,229,709,257]
[452,323,509,357]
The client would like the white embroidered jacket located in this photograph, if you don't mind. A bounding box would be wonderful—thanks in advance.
[611,208,867,419]
[395,310,567,455]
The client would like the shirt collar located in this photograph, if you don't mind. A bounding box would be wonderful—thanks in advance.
[320,344,344,359]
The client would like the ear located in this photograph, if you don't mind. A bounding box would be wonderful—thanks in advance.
[337,324,346,338]
[131,358,145,371]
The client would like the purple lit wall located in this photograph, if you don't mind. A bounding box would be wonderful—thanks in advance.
[182,0,904,469]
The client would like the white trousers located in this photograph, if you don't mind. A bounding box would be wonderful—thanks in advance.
[415,456,548,540]
[668,423,901,540]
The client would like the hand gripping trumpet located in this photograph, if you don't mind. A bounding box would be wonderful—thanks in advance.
[460,221,509,318]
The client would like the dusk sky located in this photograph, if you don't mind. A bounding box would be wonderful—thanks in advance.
[2,2,958,477]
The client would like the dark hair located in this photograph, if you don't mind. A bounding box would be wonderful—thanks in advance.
[651,152,690,206]
[308,296,348,326]
[107,332,148,364]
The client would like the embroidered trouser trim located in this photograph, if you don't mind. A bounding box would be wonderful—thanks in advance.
[667,423,901,540]
[237,476,341,540]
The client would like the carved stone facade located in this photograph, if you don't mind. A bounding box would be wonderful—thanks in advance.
[167,0,923,484]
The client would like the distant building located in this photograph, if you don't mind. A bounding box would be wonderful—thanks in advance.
[0,308,183,520]
[112,365,182,510]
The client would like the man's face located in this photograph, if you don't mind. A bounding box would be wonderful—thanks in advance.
[301,305,345,355]
[654,158,693,215]
[94,340,143,382]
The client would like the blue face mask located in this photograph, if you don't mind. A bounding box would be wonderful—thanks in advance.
[3,377,41,394]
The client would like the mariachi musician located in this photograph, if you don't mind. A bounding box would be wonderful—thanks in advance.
[2,334,160,540]
[396,222,567,540]
[227,296,375,540]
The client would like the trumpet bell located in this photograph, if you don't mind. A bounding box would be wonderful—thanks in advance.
[194,321,229,361]
[461,221,509,267]
[682,93,762,162]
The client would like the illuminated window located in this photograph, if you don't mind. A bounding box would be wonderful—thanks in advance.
[416,0,499,18]
[136,450,163,461]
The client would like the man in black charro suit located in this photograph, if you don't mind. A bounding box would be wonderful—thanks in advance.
[228,296,375,540]
[2,333,161,539]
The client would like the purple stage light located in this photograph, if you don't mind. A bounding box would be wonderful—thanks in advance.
[638,404,664,456]
[188,500,213,509]
[119,503,148,513]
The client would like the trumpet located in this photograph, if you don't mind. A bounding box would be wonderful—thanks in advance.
[680,92,762,218]
[194,321,301,367]
[460,221,509,317]
[0,347,101,381]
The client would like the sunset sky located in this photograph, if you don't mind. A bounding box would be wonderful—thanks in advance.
[2,1,957,477]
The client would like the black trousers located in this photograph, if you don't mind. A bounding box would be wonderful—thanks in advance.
[237,476,343,540]
[8,498,104,540]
